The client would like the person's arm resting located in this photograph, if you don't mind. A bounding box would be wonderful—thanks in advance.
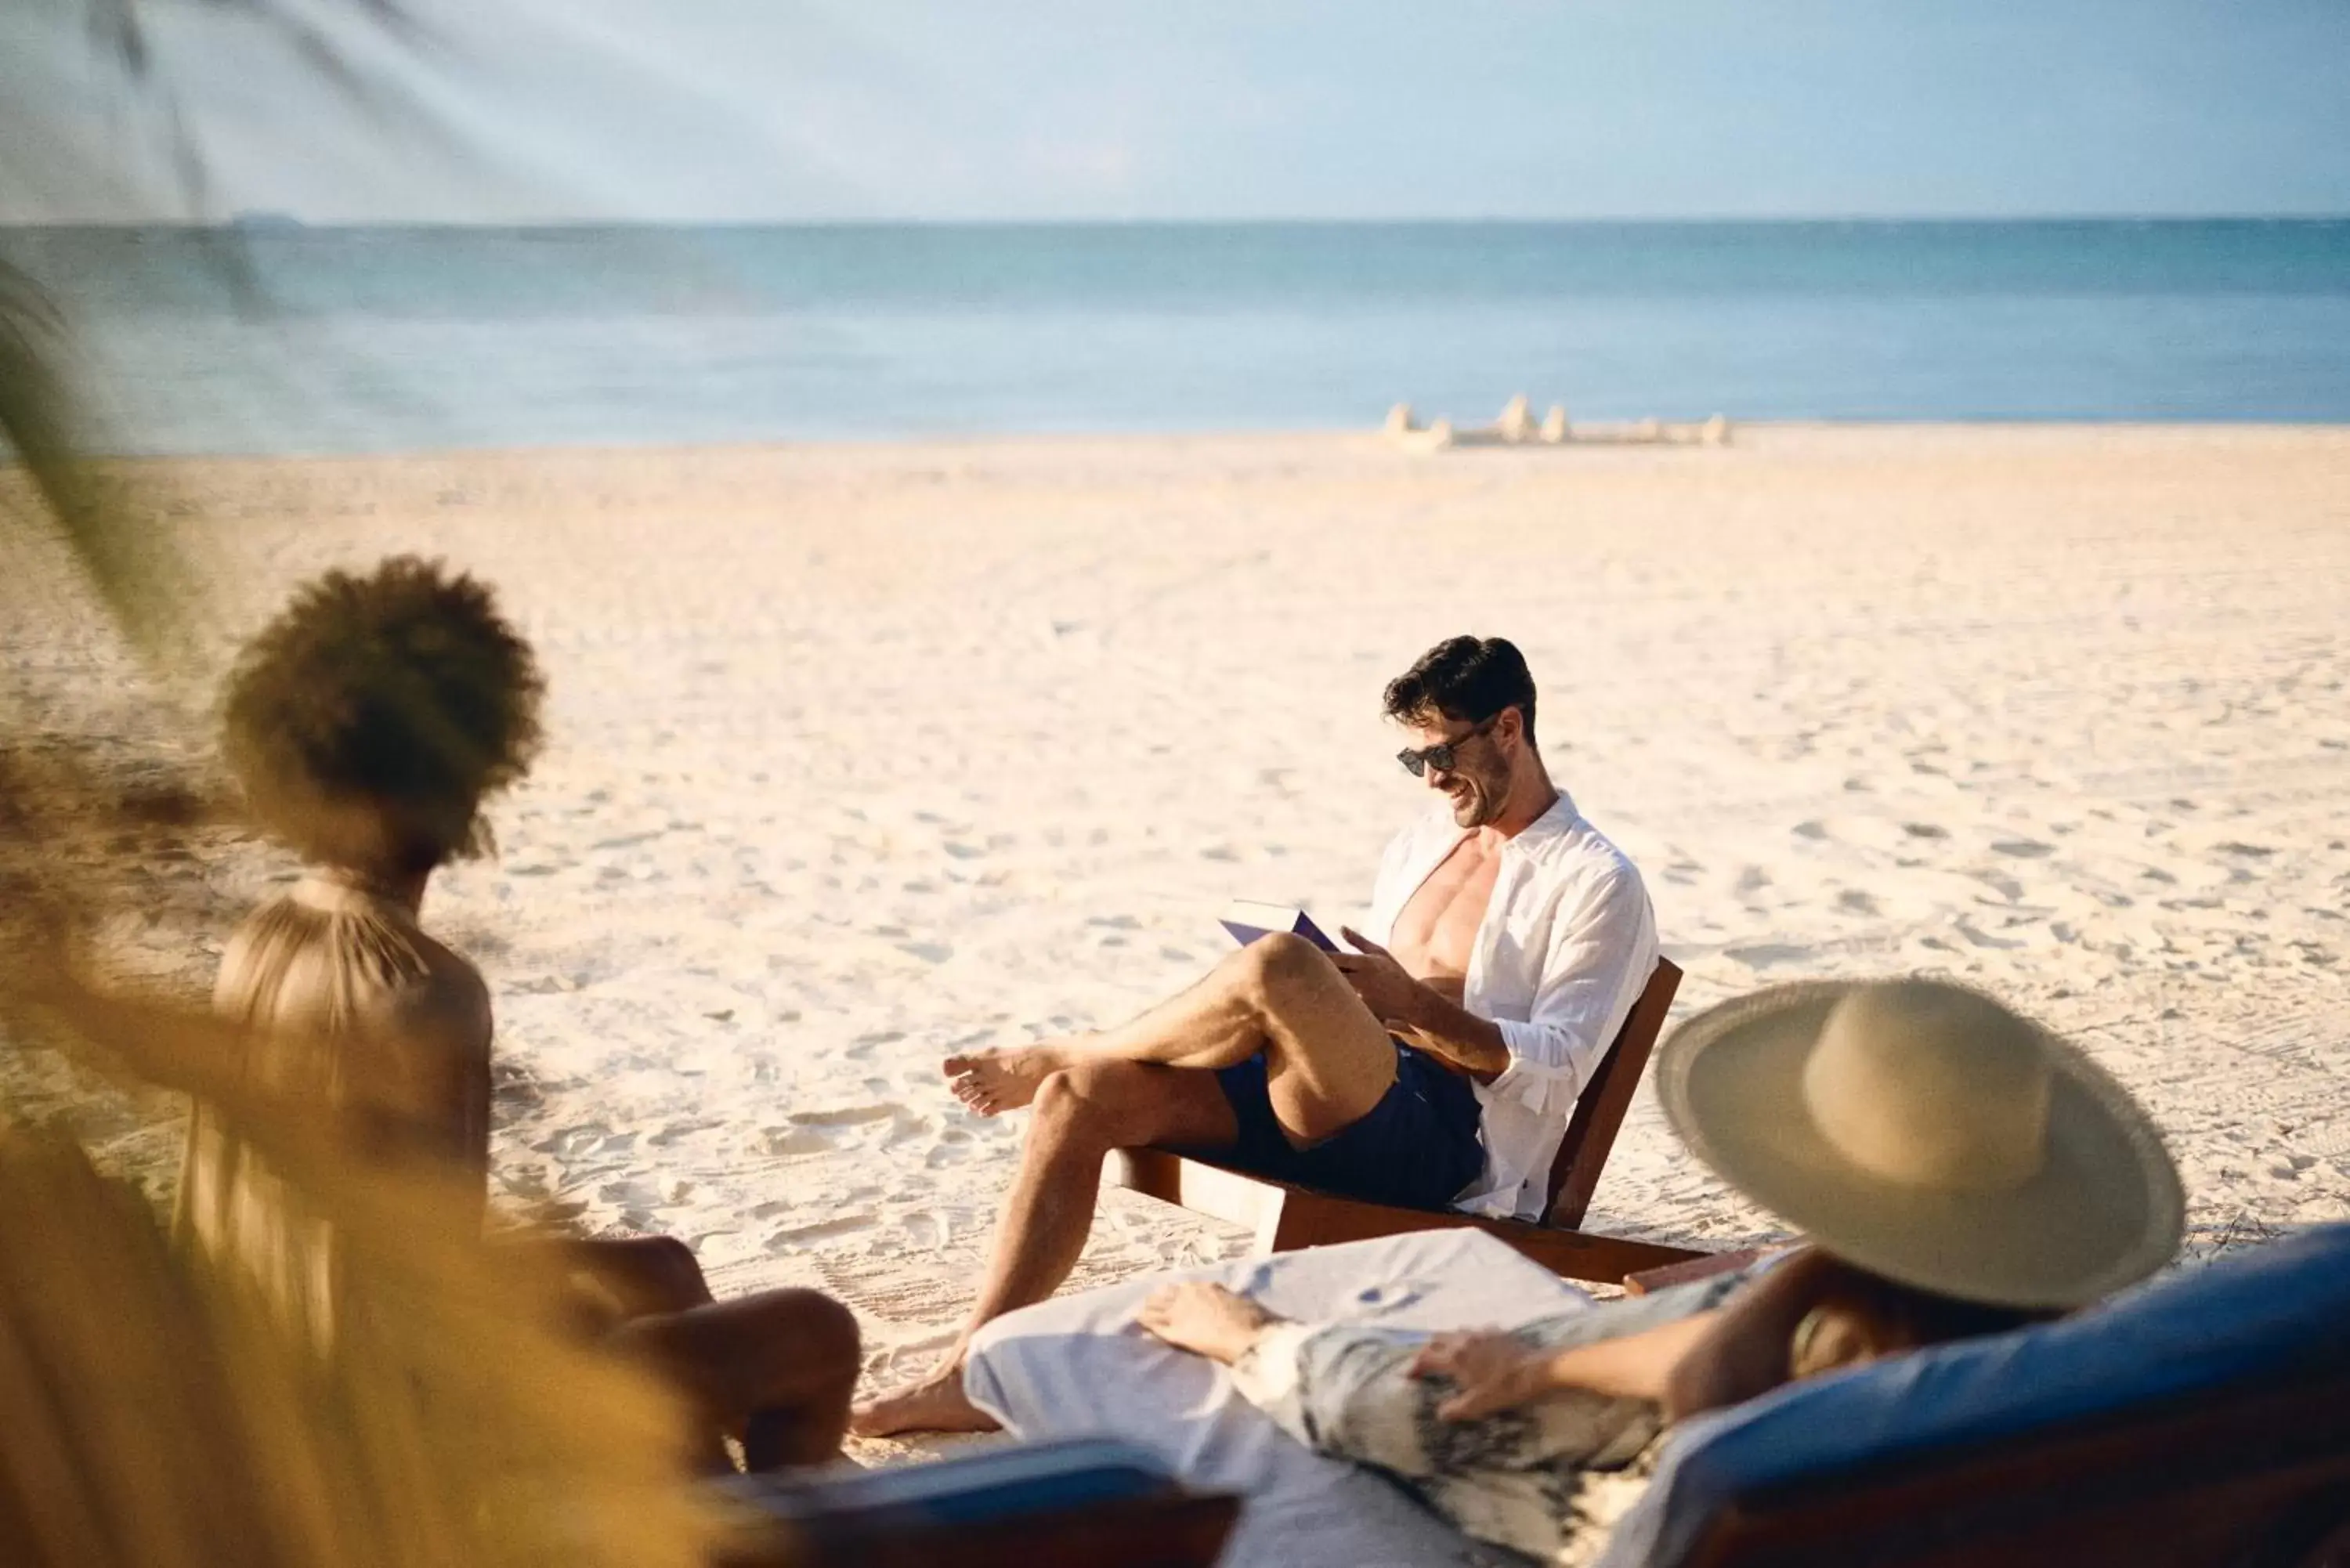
[1395,866,1653,1089]
[360,976,494,1225]
[1661,1250,1838,1421]
[1330,931,1511,1079]
[1411,1312,1724,1422]
[1490,868,1652,1097]
[1385,986,1510,1079]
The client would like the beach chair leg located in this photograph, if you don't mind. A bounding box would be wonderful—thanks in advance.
[1251,1187,1294,1254]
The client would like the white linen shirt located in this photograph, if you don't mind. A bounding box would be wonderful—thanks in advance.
[1361,790,1658,1221]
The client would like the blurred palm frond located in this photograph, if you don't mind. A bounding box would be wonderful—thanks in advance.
[0,1122,730,1568]
[74,0,455,229]
[0,258,203,669]
[0,13,795,1568]
[0,863,754,1568]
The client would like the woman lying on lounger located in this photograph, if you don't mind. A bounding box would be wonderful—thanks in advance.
[1137,978,2185,1564]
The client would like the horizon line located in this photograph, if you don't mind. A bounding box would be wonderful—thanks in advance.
[6,212,2350,233]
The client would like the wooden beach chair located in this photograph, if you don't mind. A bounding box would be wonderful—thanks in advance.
[1104,957,1707,1283]
[1625,1245,1777,1295]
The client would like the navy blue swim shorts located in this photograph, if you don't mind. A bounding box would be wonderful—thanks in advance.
[1190,1038,1485,1210]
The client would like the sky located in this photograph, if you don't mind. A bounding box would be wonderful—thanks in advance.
[4,0,2349,223]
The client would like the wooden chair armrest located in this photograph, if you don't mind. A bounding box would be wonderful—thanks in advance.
[1107,1147,1707,1283]
[1623,1245,1775,1296]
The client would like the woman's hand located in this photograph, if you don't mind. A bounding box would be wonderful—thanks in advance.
[1411,1329,1554,1422]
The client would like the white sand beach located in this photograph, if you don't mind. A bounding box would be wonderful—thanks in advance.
[5,423,2348,1457]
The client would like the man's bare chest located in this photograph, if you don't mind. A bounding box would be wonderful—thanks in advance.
[1389,837,1505,981]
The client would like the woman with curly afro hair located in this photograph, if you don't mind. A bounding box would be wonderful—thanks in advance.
[218,552,547,886]
[183,556,860,1471]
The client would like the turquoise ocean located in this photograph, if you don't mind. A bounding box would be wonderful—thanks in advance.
[4,220,2348,455]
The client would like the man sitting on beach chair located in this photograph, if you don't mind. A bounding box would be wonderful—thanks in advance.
[855,634,1658,1434]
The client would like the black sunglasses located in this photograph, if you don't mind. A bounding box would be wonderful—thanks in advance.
[1396,714,1499,779]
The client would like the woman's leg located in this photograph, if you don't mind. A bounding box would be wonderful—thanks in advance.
[1139,1284,1602,1563]
[1141,1284,1628,1475]
[566,1235,716,1321]
[612,1288,862,1470]
[569,1235,861,1469]
[1139,1282,1452,1476]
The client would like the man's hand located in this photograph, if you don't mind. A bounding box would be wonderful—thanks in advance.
[1332,928,1429,1032]
[1335,928,1509,1078]
[1411,1329,1555,1422]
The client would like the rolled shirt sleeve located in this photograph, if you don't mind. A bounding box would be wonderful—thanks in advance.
[1488,867,1657,1106]
[1460,853,1658,1220]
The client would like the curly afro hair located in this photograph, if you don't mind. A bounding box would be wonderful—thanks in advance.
[222,556,545,873]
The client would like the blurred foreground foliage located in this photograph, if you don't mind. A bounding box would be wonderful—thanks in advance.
[0,14,774,1566]
[0,306,746,1568]
[0,344,746,1568]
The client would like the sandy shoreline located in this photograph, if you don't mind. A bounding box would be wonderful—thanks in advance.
[5,423,2347,1453]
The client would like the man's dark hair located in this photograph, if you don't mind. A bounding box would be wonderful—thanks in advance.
[1382,636,1538,748]
[222,555,545,873]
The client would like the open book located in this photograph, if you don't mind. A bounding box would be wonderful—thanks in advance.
[1217,899,1340,953]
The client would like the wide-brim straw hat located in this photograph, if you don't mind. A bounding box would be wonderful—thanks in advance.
[1656,978,2184,1310]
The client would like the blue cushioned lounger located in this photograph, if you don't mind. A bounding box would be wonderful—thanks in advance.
[1605,1223,2350,1568]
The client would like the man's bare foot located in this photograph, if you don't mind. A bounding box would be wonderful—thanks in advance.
[1135,1282,1280,1366]
[942,1042,1076,1115]
[849,1367,1002,1437]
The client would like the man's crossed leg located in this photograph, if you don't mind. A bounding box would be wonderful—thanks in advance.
[850,932,1416,1436]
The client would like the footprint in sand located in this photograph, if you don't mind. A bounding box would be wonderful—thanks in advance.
[1725,943,1813,969]
[1953,918,2025,950]
[532,1124,613,1158]
[761,1126,830,1158]
[788,1104,899,1128]
[1970,870,2026,901]
[598,1179,666,1209]
[844,1030,906,1060]
[765,1216,874,1251]
[882,1114,935,1148]
[1990,840,2055,858]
